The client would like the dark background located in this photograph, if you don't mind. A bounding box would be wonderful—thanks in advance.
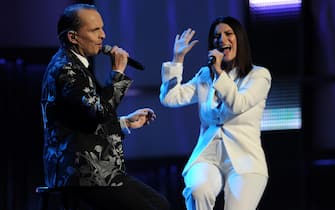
[1,0,334,210]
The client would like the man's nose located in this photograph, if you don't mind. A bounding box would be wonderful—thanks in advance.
[100,30,106,39]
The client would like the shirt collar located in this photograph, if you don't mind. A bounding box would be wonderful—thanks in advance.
[71,50,89,68]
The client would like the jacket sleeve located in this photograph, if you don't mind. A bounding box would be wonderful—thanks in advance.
[101,71,133,109]
[56,63,132,124]
[159,61,198,107]
[213,66,271,114]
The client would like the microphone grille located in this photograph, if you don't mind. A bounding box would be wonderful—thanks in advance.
[102,45,112,54]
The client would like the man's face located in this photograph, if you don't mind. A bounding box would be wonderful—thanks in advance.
[73,9,105,57]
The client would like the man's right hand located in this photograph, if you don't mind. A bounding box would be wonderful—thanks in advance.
[109,45,129,73]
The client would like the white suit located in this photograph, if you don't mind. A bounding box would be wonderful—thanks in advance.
[160,62,271,210]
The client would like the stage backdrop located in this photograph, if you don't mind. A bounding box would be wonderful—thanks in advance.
[0,0,304,159]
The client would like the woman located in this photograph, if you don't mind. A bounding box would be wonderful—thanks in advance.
[160,16,271,210]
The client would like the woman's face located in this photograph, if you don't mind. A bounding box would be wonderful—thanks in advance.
[213,23,237,63]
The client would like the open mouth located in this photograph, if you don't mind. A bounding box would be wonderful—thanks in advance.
[218,46,231,53]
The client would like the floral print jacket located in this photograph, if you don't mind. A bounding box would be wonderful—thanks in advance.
[41,48,132,187]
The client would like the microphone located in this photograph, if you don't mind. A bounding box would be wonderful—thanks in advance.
[208,56,216,66]
[102,45,145,70]
[207,47,224,67]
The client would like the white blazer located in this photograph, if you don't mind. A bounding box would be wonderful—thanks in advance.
[160,62,271,177]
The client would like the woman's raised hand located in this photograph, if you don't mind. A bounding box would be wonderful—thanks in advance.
[173,28,199,63]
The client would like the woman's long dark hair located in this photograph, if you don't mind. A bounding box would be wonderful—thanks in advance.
[208,16,253,78]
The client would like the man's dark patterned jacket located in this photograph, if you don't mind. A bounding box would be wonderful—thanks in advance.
[40,48,132,187]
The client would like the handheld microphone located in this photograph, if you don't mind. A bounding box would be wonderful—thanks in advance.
[208,56,216,66]
[207,47,224,67]
[102,45,145,70]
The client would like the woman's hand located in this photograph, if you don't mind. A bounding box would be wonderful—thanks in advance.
[173,28,199,63]
[125,108,156,129]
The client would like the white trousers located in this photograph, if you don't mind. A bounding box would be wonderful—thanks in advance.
[183,138,268,210]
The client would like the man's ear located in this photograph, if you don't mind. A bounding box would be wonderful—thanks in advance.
[68,31,78,44]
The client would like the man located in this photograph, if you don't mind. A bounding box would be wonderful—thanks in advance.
[41,3,170,210]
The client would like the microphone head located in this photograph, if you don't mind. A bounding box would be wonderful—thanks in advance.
[208,56,216,66]
[102,45,112,54]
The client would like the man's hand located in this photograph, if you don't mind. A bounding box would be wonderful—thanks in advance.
[125,108,156,129]
[109,45,129,73]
